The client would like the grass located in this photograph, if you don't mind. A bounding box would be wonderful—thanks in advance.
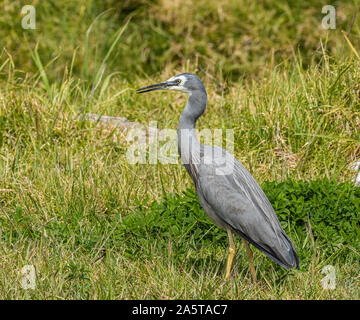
[0,0,360,299]
[2,0,360,82]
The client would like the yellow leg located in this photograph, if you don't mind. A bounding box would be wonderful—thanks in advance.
[225,229,236,280]
[242,239,257,283]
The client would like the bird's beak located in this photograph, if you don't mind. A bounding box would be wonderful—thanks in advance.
[136,81,177,94]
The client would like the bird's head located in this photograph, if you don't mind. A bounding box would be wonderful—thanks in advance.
[136,73,205,94]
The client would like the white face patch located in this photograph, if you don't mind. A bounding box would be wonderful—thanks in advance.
[166,75,189,93]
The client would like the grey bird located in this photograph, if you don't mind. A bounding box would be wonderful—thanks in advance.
[137,73,299,281]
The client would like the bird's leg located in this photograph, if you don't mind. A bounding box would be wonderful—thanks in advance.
[242,239,257,283]
[225,229,236,280]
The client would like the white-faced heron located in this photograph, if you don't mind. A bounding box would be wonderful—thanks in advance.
[137,73,299,282]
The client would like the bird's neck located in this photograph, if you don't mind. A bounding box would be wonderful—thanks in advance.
[178,90,207,130]
[177,90,207,179]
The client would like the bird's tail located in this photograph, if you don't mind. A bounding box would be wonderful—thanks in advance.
[272,232,300,270]
[234,229,300,270]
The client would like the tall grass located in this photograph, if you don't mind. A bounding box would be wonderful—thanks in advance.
[1,0,360,82]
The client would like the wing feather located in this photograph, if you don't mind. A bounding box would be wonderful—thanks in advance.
[197,146,299,269]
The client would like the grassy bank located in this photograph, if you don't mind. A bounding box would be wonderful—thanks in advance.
[0,0,360,299]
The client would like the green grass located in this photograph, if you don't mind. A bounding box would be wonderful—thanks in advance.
[2,0,360,82]
[0,0,360,299]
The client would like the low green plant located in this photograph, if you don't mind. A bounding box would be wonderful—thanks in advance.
[118,180,360,270]
[265,180,360,252]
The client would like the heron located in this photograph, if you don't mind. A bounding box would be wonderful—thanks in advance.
[137,73,299,282]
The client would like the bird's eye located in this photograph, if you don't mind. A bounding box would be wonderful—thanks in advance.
[176,79,181,85]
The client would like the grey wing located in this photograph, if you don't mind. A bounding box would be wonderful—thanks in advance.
[197,147,299,269]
